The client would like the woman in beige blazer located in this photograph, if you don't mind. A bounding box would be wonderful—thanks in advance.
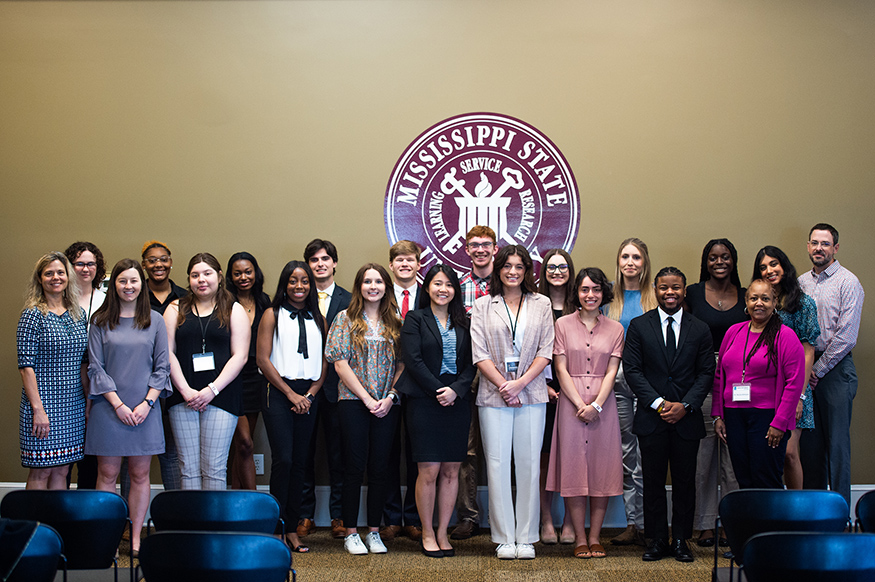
[470,245,555,560]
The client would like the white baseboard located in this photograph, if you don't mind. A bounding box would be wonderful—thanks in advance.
[2,482,871,529]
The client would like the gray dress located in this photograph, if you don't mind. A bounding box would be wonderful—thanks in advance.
[85,312,172,456]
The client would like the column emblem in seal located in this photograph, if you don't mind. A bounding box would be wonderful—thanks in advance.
[385,112,580,276]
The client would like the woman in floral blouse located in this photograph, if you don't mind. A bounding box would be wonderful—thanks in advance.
[325,263,404,556]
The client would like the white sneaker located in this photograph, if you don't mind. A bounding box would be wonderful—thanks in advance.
[344,533,368,555]
[365,531,388,554]
[515,543,536,559]
[496,543,516,559]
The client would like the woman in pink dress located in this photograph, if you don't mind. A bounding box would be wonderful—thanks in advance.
[547,267,624,559]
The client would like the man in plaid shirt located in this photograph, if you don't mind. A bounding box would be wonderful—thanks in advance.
[451,225,498,540]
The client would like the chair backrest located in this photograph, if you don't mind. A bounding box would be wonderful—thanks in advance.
[149,490,281,534]
[855,490,875,532]
[138,531,291,582]
[0,490,128,570]
[718,489,848,565]
[742,532,875,582]
[5,522,64,582]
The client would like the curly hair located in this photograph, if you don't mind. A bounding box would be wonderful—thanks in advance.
[64,241,106,290]
[573,267,615,309]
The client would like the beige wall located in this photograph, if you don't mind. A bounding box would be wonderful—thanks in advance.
[1,0,873,483]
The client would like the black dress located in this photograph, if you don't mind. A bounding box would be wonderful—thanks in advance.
[239,296,269,414]
[684,282,748,350]
[167,311,243,417]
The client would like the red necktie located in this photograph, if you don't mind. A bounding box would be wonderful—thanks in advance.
[402,289,410,319]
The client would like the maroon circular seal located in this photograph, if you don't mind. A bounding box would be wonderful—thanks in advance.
[385,112,579,275]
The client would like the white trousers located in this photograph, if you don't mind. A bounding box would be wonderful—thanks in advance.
[478,404,546,544]
[168,404,237,490]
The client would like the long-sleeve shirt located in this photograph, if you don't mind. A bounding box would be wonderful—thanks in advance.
[712,322,806,432]
[798,260,864,378]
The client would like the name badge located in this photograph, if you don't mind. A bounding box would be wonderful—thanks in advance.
[505,356,520,379]
[193,352,216,372]
[732,382,751,402]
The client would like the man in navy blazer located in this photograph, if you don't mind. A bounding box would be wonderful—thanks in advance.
[299,239,352,539]
[622,266,714,563]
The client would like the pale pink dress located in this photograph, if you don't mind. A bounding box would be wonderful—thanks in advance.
[546,313,624,497]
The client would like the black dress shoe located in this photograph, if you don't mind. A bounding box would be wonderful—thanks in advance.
[672,539,694,562]
[450,521,479,540]
[642,538,670,561]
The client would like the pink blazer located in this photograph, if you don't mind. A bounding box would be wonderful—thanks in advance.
[470,292,555,407]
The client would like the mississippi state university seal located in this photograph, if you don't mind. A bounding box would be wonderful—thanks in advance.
[385,112,579,275]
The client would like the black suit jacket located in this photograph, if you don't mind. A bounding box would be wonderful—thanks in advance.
[396,307,476,401]
[322,285,352,403]
[623,309,715,440]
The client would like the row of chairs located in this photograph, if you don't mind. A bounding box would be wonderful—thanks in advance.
[713,488,875,582]
[0,489,295,582]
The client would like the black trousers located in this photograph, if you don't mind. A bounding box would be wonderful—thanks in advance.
[638,426,699,541]
[382,398,420,527]
[724,407,788,489]
[300,391,344,520]
[338,400,400,528]
[262,380,318,526]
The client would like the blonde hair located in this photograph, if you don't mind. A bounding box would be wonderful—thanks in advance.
[607,238,656,321]
[23,252,82,320]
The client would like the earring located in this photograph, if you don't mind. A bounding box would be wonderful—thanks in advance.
[743,306,748,314]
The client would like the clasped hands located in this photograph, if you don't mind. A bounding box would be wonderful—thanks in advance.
[499,379,524,407]
[366,397,393,418]
[116,401,151,426]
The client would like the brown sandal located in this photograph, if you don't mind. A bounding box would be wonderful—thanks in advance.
[574,544,591,558]
[589,543,606,558]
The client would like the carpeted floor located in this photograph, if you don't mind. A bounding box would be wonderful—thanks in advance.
[282,528,728,582]
[120,527,730,581]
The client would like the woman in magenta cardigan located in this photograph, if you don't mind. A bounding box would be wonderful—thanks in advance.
[712,279,805,489]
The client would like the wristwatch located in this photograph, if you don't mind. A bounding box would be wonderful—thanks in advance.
[388,392,400,405]
[682,402,693,414]
[305,393,315,404]
[144,398,155,409]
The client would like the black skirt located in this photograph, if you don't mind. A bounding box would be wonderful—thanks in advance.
[406,379,471,463]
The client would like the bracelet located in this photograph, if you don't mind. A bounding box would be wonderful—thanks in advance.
[713,416,722,425]
[591,402,603,413]
[114,402,125,411]
[208,382,220,396]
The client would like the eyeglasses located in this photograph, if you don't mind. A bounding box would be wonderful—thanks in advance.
[808,241,833,249]
[467,242,494,250]
[145,256,171,265]
[546,264,569,273]
[73,262,96,269]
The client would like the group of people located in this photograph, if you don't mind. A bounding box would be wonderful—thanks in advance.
[16,222,863,563]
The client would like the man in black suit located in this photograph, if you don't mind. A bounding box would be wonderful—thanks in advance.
[381,240,423,541]
[298,239,352,540]
[622,266,714,562]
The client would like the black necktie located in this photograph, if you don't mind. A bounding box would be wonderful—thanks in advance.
[665,316,676,362]
[288,307,313,359]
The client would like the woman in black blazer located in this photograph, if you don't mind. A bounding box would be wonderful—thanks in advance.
[398,264,476,558]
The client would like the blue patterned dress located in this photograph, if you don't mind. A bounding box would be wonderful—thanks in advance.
[777,293,820,429]
[17,307,88,467]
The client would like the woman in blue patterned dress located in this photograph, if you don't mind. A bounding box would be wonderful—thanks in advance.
[17,251,88,489]
[753,245,820,489]
[325,263,403,556]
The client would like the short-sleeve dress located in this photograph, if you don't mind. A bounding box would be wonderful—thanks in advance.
[546,313,625,497]
[777,293,820,429]
[85,312,172,456]
[17,307,88,468]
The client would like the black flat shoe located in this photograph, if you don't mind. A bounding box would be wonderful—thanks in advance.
[291,544,310,553]
[696,535,715,547]
[440,547,455,557]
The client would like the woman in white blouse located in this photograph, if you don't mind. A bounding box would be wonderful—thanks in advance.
[256,260,327,553]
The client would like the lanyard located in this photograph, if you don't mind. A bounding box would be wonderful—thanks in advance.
[502,295,523,347]
[192,303,214,354]
[740,323,757,383]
